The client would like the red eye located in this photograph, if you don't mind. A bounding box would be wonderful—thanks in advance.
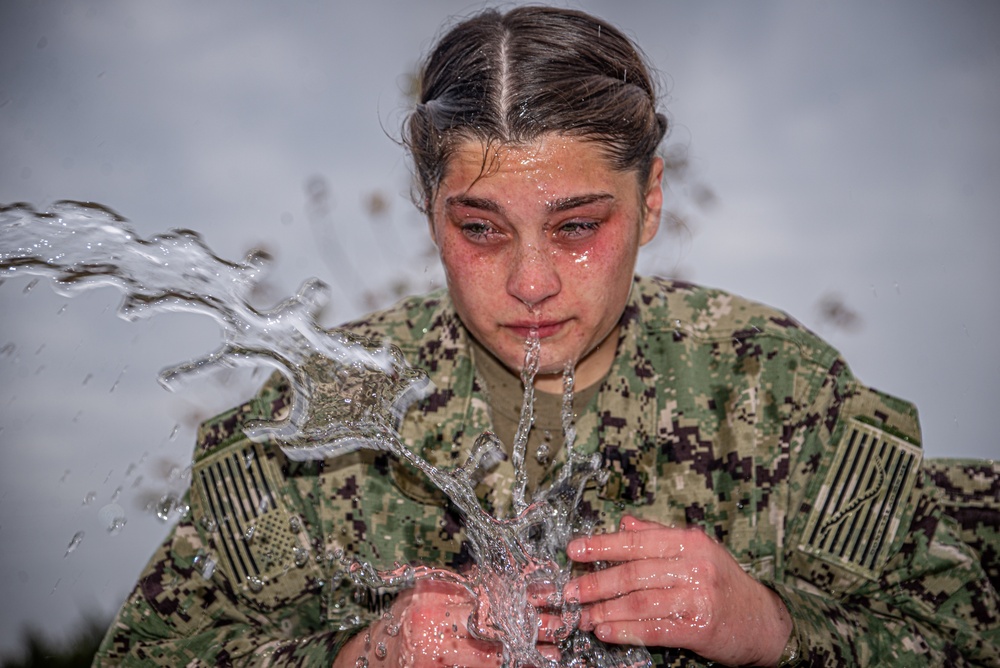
[558,221,600,239]
[461,221,501,242]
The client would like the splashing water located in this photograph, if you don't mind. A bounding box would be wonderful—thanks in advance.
[1,201,650,667]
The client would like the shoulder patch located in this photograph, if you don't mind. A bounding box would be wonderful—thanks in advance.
[191,440,316,607]
[799,418,922,580]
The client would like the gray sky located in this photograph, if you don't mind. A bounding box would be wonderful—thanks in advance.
[1,0,998,658]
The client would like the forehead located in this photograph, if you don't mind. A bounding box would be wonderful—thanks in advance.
[438,134,636,198]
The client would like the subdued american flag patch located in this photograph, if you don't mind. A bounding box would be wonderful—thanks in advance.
[194,442,307,597]
[799,418,922,580]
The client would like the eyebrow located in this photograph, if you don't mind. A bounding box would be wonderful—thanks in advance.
[445,193,615,214]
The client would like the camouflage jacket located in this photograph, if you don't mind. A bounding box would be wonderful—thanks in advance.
[94,276,1000,666]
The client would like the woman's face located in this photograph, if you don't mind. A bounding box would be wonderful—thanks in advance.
[429,134,662,391]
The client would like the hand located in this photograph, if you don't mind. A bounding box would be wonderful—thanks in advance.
[565,515,793,667]
[333,578,562,668]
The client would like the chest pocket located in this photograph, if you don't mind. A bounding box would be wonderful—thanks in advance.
[190,439,322,611]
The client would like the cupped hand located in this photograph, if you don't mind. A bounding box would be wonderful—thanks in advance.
[333,578,562,668]
[564,515,793,667]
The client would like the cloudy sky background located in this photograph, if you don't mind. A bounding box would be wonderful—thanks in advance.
[1,0,998,658]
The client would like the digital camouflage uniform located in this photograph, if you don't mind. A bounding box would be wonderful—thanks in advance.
[94,276,1000,667]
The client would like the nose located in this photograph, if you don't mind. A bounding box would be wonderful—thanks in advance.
[506,242,561,308]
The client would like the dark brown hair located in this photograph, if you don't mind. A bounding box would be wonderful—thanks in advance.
[404,6,668,211]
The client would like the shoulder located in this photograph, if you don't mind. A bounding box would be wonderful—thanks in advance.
[338,289,462,354]
[630,275,841,370]
[339,290,449,342]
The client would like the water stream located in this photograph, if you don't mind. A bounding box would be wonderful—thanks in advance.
[1,201,651,667]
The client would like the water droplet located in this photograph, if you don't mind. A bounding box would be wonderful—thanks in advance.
[247,575,264,593]
[244,526,256,543]
[374,643,387,659]
[99,503,128,535]
[108,516,127,535]
[82,491,96,505]
[34,343,45,355]
[196,554,218,579]
[109,365,127,392]
[57,303,67,315]
[156,494,178,522]
[536,442,550,464]
[244,450,255,469]
[64,531,84,557]
[200,516,217,533]
[82,373,92,386]
[168,424,179,440]
[289,516,301,533]
[110,486,122,502]
[0,343,16,359]
[293,546,309,567]
[23,278,39,293]
[355,658,369,668]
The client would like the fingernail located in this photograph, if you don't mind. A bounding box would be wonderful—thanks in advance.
[567,539,584,558]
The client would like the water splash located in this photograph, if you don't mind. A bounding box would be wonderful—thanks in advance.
[64,531,84,557]
[0,201,430,461]
[1,201,647,667]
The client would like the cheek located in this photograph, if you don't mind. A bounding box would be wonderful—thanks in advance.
[563,238,633,286]
[439,241,503,309]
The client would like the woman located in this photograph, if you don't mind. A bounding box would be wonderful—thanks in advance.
[94,7,998,667]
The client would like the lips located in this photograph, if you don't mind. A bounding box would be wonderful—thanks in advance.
[505,320,567,339]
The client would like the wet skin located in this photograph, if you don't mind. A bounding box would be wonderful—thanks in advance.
[428,134,663,394]
[566,516,793,666]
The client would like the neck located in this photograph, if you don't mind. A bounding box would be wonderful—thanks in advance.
[533,325,619,394]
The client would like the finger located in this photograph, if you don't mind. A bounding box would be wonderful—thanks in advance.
[578,588,707,633]
[590,618,688,649]
[420,639,505,668]
[537,644,562,662]
[565,559,694,605]
[536,611,573,643]
[567,528,685,563]
[527,582,560,607]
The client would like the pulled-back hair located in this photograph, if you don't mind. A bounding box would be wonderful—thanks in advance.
[404,6,668,212]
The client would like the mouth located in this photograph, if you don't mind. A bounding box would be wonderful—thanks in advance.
[505,320,567,340]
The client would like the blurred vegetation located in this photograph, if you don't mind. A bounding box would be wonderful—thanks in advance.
[1,615,107,668]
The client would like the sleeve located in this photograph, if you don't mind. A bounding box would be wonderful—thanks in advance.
[774,358,1000,666]
[91,510,358,667]
[92,378,372,667]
